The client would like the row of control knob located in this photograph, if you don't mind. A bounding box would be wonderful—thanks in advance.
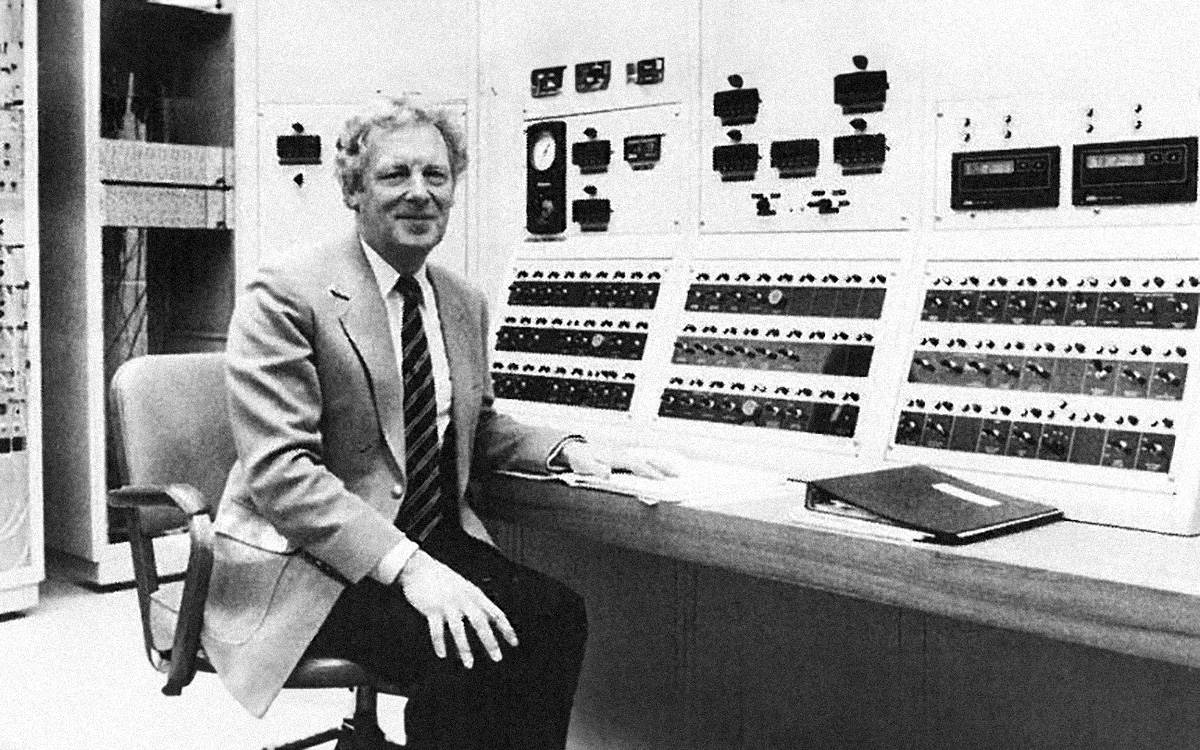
[515,269,661,280]
[694,271,888,285]
[895,410,1173,473]
[908,351,1187,400]
[685,323,874,342]
[928,274,1200,290]
[675,336,874,376]
[495,326,648,360]
[922,289,1198,329]
[507,280,661,309]
[659,388,859,437]
[686,283,886,318]
[492,373,635,411]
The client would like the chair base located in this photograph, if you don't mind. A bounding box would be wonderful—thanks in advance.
[264,718,404,750]
[264,686,404,750]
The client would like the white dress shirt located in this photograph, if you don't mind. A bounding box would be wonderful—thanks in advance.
[362,239,454,582]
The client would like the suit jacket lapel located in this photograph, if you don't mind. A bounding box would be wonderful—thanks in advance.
[330,235,408,474]
[428,264,480,494]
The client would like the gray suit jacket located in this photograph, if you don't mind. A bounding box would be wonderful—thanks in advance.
[201,233,569,716]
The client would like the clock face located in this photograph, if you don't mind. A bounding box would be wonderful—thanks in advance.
[531,130,558,171]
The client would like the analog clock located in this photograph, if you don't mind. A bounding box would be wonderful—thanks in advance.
[531,130,558,171]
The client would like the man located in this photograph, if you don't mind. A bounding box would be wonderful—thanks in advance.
[201,98,675,748]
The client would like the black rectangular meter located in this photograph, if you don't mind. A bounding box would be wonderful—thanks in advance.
[526,121,567,235]
[950,146,1060,210]
[1072,137,1198,206]
[834,70,888,114]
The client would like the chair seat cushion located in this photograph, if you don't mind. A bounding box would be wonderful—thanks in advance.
[152,582,406,696]
[176,650,406,695]
[283,656,408,694]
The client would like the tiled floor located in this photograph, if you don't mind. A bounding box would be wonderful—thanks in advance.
[0,570,408,750]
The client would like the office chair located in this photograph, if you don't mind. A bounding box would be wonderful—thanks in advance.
[107,352,407,750]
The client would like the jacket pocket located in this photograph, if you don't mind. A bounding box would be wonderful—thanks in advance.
[212,498,298,554]
[204,533,290,645]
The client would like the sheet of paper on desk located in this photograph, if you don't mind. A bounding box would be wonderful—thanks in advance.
[618,460,792,507]
[497,462,791,507]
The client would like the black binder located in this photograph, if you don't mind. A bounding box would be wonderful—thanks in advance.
[805,464,1063,544]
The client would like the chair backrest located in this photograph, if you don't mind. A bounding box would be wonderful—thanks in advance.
[109,352,237,525]
[109,352,234,691]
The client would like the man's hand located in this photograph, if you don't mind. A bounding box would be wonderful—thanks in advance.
[560,441,685,480]
[397,549,518,668]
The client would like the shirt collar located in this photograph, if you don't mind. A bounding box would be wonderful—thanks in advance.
[360,236,432,306]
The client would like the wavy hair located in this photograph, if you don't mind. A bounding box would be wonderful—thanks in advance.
[334,97,468,208]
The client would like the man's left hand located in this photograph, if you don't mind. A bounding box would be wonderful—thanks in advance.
[559,442,684,480]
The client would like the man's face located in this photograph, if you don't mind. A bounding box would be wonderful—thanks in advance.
[349,123,456,272]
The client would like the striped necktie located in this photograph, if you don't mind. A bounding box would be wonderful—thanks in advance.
[393,274,445,542]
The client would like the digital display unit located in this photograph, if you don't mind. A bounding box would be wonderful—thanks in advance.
[963,159,1015,176]
[1073,137,1198,206]
[1086,152,1146,170]
[950,146,1060,210]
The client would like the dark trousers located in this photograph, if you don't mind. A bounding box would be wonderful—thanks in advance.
[304,520,588,750]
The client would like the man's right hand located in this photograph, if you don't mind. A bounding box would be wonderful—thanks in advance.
[397,549,518,668]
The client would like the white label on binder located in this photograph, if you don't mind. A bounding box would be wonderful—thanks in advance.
[932,482,1002,508]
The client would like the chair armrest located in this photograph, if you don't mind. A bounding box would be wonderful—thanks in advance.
[109,483,211,517]
[163,512,215,696]
[107,482,214,691]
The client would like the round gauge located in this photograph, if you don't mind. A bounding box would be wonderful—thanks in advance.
[531,131,557,171]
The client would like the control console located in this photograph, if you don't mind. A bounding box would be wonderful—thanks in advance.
[890,261,1196,495]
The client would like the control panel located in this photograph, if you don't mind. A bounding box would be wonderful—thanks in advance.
[656,260,896,454]
[0,240,31,576]
[530,55,668,101]
[700,1,916,233]
[519,30,681,120]
[487,1,1200,535]
[0,0,27,464]
[936,98,1200,232]
[493,260,668,417]
[702,60,911,232]
[0,244,29,454]
[890,261,1198,502]
[525,104,683,239]
[0,0,31,584]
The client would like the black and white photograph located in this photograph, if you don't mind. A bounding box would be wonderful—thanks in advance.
[4,1,1200,748]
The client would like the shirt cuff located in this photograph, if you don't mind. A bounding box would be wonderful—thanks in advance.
[546,435,587,473]
[370,537,421,584]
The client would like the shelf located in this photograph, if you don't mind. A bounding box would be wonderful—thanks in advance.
[40,0,233,585]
